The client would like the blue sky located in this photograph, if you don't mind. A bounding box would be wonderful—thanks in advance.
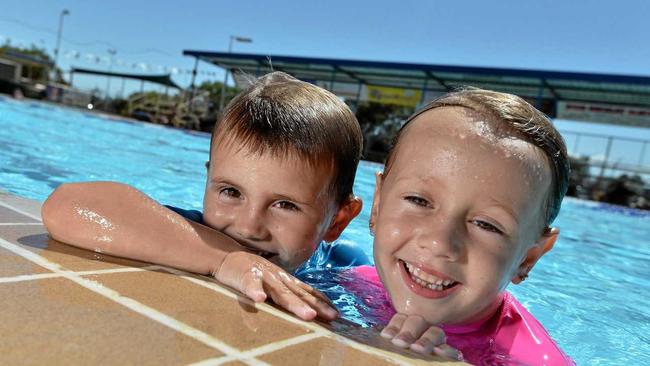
[3,0,650,94]
[4,0,650,166]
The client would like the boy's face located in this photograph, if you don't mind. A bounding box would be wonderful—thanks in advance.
[371,107,557,325]
[203,138,358,272]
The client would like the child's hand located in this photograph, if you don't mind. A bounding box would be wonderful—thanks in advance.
[214,251,339,321]
[380,313,462,361]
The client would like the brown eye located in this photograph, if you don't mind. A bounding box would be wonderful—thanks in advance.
[219,187,241,199]
[405,195,431,207]
[472,220,503,235]
[275,201,299,211]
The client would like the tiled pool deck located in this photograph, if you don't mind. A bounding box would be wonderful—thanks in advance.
[0,190,466,366]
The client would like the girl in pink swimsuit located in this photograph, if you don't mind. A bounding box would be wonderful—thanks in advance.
[360,89,575,365]
[347,265,574,365]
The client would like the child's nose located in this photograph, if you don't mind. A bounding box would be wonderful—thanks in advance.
[415,223,464,262]
[234,206,270,241]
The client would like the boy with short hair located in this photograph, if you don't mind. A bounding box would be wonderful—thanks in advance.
[42,71,363,321]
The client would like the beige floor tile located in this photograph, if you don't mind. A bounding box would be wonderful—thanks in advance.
[88,270,313,350]
[0,190,43,219]
[0,205,40,223]
[0,224,151,271]
[258,337,400,366]
[0,278,223,365]
[0,246,51,277]
[258,335,464,366]
[315,321,461,365]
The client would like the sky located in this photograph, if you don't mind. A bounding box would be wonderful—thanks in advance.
[3,0,650,162]
[3,0,650,95]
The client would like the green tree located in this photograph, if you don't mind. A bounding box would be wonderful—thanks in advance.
[197,80,238,107]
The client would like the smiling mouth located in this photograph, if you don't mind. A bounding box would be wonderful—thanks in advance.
[400,260,460,291]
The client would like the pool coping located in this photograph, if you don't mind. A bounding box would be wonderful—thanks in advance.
[0,190,466,365]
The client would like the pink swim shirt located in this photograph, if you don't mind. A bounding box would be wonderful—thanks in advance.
[350,265,575,366]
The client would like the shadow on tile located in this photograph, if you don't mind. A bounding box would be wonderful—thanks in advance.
[16,233,150,270]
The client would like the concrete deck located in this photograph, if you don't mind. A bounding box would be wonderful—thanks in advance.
[0,191,466,366]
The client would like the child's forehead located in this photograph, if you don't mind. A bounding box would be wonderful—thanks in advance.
[210,137,336,193]
[391,107,551,195]
[402,107,545,162]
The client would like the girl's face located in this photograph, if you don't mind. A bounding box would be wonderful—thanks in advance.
[370,107,556,325]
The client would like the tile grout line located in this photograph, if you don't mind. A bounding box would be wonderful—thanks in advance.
[0,199,417,366]
[0,237,268,364]
[0,199,274,364]
[188,333,324,366]
[0,200,42,222]
[161,267,329,334]
[0,272,61,283]
[0,265,162,284]
[163,267,415,366]
[0,223,43,226]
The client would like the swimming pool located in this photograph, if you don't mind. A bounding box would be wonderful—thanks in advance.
[1,97,648,365]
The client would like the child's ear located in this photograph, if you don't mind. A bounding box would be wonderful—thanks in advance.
[323,195,363,242]
[512,227,559,284]
[369,171,383,236]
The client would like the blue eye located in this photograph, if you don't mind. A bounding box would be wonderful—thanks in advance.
[405,195,431,208]
[219,187,241,199]
[275,201,299,211]
[471,220,504,235]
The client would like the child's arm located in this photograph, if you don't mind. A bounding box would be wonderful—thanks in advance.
[42,181,337,321]
[380,314,462,361]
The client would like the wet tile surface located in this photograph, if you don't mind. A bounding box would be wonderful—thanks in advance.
[0,190,43,217]
[0,192,465,365]
[259,337,399,366]
[0,205,40,223]
[0,246,51,277]
[0,224,151,271]
[89,269,312,350]
[0,278,222,365]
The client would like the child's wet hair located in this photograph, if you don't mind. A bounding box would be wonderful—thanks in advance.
[210,71,362,204]
[384,87,570,227]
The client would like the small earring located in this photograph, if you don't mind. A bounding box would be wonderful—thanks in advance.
[519,273,528,281]
[369,222,375,236]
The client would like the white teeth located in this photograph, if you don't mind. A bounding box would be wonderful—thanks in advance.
[404,261,455,291]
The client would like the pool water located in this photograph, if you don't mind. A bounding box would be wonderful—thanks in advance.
[1,97,648,365]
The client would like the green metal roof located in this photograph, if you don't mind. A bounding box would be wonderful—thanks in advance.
[183,50,650,109]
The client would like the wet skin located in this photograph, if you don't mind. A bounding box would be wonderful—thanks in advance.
[370,107,558,326]
[203,137,345,272]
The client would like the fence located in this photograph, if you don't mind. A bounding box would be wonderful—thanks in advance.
[560,130,650,182]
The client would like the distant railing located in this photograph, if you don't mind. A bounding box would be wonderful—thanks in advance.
[560,130,650,180]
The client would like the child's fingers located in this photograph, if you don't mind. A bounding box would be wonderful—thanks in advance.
[433,344,463,361]
[294,288,339,320]
[286,279,338,320]
[409,326,446,354]
[391,315,429,348]
[380,313,407,339]
[239,271,267,303]
[264,277,318,321]
[296,281,336,307]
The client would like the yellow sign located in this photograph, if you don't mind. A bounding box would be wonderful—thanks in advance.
[366,85,422,108]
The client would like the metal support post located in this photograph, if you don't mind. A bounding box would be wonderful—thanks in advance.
[597,137,614,181]
[188,57,199,114]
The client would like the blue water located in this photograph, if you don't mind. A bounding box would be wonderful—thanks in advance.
[1,97,649,365]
